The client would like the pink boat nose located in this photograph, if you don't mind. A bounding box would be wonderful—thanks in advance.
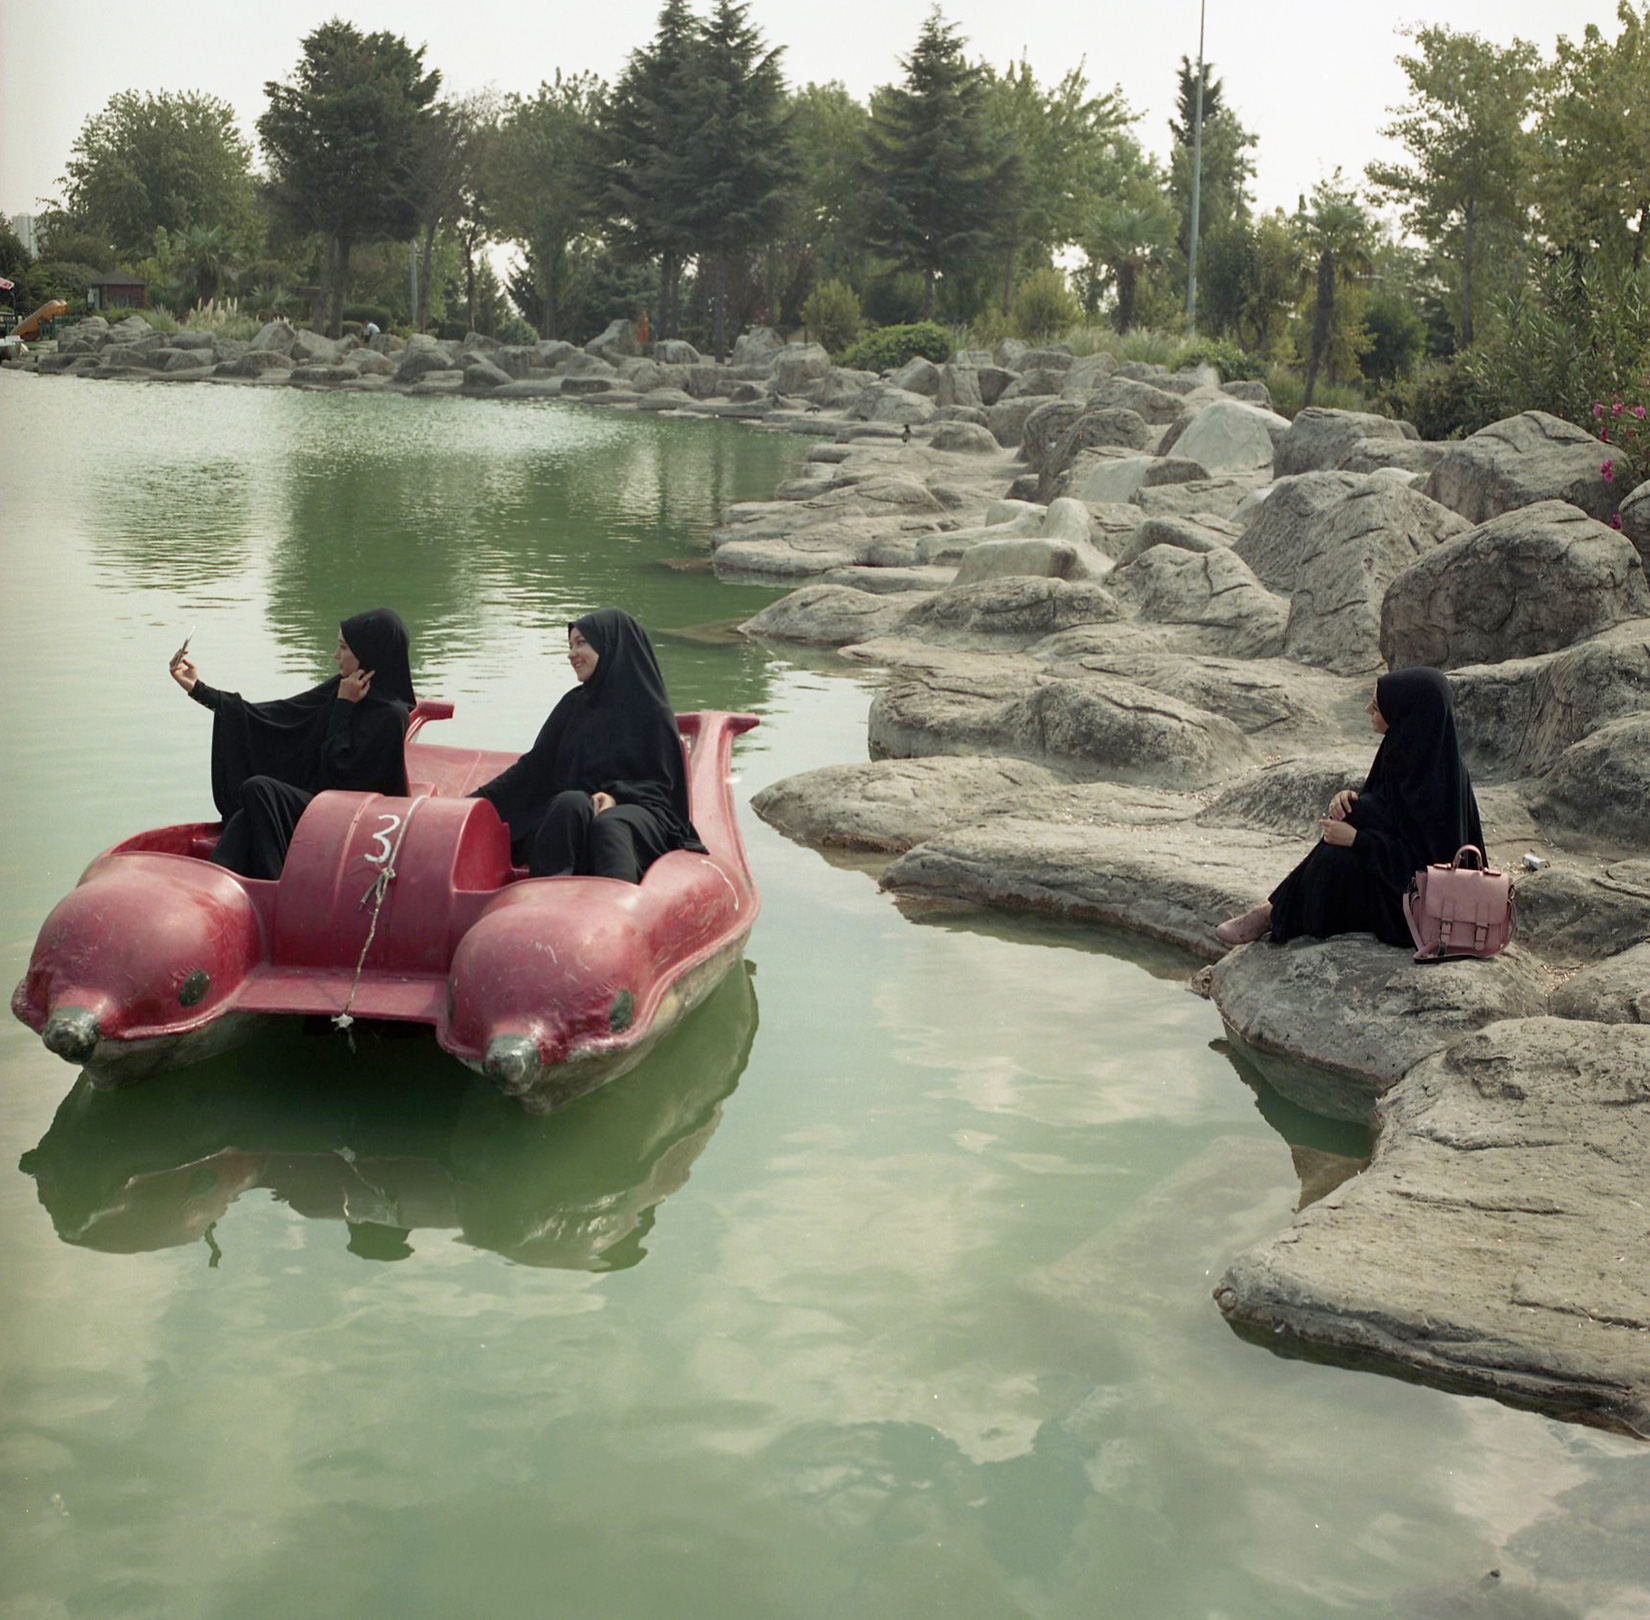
[484,1033,547,1097]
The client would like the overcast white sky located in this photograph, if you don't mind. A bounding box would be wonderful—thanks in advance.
[0,1,1622,232]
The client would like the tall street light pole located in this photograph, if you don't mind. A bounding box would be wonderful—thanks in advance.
[1185,0,1207,334]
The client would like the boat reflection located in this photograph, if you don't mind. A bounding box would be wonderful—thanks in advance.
[19,960,758,1271]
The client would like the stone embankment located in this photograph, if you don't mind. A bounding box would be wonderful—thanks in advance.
[705,332,1647,1437]
[22,308,1650,1435]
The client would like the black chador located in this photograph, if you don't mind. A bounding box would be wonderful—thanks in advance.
[475,609,704,883]
[191,609,416,879]
[1268,667,1486,946]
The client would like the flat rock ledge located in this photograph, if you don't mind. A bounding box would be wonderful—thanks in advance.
[881,818,1297,959]
[1207,937,1551,1123]
[1214,1018,1650,1439]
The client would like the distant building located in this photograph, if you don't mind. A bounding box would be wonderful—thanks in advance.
[86,272,148,311]
[11,213,38,254]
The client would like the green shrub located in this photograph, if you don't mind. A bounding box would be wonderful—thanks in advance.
[860,271,925,327]
[1264,364,1370,420]
[837,320,952,374]
[497,314,539,345]
[1012,267,1079,343]
[1374,359,1491,441]
[1464,259,1650,432]
[801,278,863,356]
[1170,334,1265,382]
[1360,293,1427,385]
[342,301,393,330]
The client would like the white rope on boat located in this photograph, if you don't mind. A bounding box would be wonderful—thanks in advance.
[333,794,430,1044]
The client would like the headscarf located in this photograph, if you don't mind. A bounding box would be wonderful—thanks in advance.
[196,610,414,816]
[1351,667,1486,892]
[340,608,416,708]
[474,608,701,855]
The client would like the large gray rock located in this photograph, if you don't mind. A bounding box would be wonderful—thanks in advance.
[289,328,345,364]
[928,421,1001,455]
[1530,713,1650,849]
[1088,375,1186,424]
[1340,437,1448,476]
[1113,513,1240,566]
[893,576,1124,648]
[1449,619,1650,780]
[772,342,831,392]
[1515,859,1650,965]
[753,756,1062,852]
[882,816,1290,956]
[215,350,295,378]
[1284,482,1470,673]
[1424,411,1620,524]
[1109,545,1289,658]
[394,342,463,383]
[1551,943,1650,1023]
[739,584,923,647]
[933,362,983,410]
[1618,479,1650,571]
[1208,936,1550,1122]
[585,317,640,364]
[1035,405,1153,497]
[973,364,1018,407]
[887,356,941,395]
[850,384,935,426]
[730,326,784,368]
[1215,1018,1650,1439]
[651,339,701,366]
[1194,749,1376,836]
[871,671,1257,787]
[984,396,1046,448]
[1273,407,1409,476]
[460,357,512,390]
[1160,397,1291,473]
[1068,453,1210,504]
[1129,476,1261,520]
[1232,472,1372,591]
[58,316,111,355]
[248,319,297,355]
[1379,500,1650,670]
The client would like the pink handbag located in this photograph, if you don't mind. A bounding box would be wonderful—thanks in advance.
[1403,845,1517,962]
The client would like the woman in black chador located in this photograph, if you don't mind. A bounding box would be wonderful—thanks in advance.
[169,609,416,879]
[474,608,702,883]
[1216,667,1485,948]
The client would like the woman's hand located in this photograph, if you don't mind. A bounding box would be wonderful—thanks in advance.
[170,654,198,693]
[591,791,616,814]
[339,667,373,703]
[1327,789,1358,821]
[1319,817,1357,848]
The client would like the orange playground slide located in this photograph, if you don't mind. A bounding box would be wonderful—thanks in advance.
[13,299,67,340]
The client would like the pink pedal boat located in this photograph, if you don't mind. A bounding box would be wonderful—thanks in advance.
[12,704,761,1111]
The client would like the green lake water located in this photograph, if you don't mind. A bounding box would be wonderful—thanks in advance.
[1,375,1643,1620]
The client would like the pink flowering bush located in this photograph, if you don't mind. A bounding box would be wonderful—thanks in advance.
[1593,377,1650,501]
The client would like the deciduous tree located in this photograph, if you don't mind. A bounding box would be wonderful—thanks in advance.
[259,21,441,337]
[1367,25,1542,347]
[57,90,256,262]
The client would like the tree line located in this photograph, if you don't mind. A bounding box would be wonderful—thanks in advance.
[2,1,1645,430]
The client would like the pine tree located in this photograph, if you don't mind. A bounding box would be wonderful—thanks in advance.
[674,0,794,357]
[589,0,700,339]
[861,10,1018,320]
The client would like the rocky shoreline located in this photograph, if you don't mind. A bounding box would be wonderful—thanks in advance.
[710,333,1648,1438]
[22,311,1650,1436]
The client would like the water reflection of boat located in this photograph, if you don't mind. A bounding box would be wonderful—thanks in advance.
[18,961,758,1271]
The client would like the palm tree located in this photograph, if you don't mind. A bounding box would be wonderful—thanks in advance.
[1299,176,1374,406]
[1087,189,1174,334]
[177,224,236,309]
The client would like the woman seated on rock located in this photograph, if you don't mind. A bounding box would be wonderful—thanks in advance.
[170,609,417,879]
[473,608,702,882]
[1216,667,1485,949]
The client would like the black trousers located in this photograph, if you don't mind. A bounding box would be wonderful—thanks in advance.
[1268,840,1410,947]
[524,790,674,883]
[209,775,315,880]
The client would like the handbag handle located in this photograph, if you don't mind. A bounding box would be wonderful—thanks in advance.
[1451,845,1486,870]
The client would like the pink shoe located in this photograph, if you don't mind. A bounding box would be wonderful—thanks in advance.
[1215,905,1271,946]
